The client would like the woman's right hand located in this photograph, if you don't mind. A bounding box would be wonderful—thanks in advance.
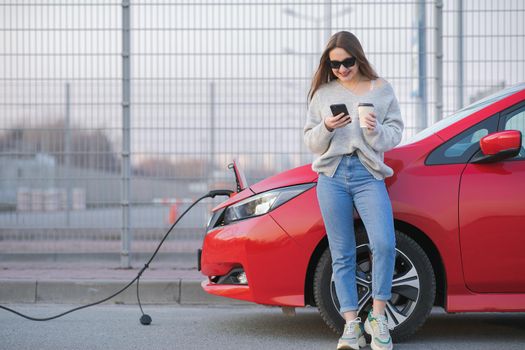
[324,113,351,132]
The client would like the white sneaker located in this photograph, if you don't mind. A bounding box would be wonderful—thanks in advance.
[337,317,366,350]
[364,311,393,350]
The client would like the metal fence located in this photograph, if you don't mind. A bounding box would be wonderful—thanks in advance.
[1,0,524,267]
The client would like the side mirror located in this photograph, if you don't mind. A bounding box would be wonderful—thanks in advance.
[471,130,522,164]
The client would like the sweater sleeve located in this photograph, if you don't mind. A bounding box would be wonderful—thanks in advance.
[363,85,404,152]
[303,92,335,155]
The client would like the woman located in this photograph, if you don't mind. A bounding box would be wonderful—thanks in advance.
[303,31,404,350]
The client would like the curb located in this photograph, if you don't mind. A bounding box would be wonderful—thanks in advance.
[0,279,252,306]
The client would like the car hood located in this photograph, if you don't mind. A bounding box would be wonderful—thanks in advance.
[212,164,317,211]
[249,164,318,193]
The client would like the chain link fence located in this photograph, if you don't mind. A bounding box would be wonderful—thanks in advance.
[1,0,524,267]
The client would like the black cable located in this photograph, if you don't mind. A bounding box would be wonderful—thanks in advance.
[137,276,145,316]
[136,275,151,325]
[0,189,233,323]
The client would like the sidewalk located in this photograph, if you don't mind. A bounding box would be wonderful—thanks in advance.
[0,261,251,306]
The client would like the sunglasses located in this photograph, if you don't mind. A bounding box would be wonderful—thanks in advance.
[328,57,356,69]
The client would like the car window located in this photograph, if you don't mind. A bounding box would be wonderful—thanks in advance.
[443,129,489,158]
[426,115,498,165]
[501,106,525,160]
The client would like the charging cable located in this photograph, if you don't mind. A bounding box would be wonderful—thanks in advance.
[0,189,233,325]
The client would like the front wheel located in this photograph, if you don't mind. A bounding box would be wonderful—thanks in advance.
[313,228,436,342]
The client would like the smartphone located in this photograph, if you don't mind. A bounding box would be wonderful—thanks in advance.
[330,104,349,118]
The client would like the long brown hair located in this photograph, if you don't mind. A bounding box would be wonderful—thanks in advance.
[308,31,378,102]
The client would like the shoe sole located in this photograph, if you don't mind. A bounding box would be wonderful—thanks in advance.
[337,335,366,350]
[364,321,393,350]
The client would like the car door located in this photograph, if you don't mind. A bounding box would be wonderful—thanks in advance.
[459,101,525,293]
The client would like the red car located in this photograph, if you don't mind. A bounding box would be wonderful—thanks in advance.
[199,82,525,341]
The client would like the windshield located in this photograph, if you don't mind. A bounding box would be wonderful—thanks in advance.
[403,82,525,145]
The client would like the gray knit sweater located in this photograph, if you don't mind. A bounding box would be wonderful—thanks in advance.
[303,79,404,180]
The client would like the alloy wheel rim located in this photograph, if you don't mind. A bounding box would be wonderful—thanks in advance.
[329,243,421,330]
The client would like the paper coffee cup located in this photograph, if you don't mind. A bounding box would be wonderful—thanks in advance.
[358,103,374,128]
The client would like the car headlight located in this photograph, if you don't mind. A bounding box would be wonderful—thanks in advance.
[223,183,315,225]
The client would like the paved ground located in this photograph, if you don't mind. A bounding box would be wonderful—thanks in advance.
[1,304,524,350]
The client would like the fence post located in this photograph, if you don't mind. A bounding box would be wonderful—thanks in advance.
[434,0,444,123]
[121,0,132,268]
[324,0,332,43]
[65,82,72,227]
[417,0,428,131]
[208,81,216,184]
[457,0,464,110]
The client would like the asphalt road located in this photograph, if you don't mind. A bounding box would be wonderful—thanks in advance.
[1,305,524,350]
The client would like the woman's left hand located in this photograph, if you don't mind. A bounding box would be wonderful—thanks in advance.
[363,111,377,131]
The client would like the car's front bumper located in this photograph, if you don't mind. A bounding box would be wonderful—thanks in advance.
[199,211,309,307]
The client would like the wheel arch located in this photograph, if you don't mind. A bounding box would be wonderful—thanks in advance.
[394,219,447,308]
[304,235,328,307]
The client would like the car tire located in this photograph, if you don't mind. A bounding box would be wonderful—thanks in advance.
[313,227,436,342]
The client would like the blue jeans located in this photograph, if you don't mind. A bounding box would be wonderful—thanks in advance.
[316,154,396,314]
